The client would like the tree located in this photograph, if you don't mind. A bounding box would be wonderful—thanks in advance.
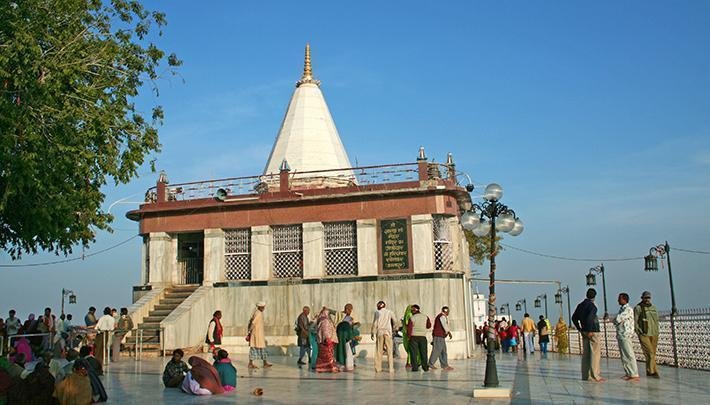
[0,0,181,259]
[464,228,503,266]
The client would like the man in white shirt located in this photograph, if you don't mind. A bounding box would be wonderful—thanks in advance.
[371,300,396,373]
[95,307,115,366]
[612,292,640,381]
[5,309,22,337]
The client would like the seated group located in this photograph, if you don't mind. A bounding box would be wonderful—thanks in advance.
[162,348,237,395]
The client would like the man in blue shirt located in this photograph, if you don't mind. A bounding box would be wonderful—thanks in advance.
[572,288,604,382]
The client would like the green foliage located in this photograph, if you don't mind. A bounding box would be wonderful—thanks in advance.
[464,228,502,266]
[0,0,181,259]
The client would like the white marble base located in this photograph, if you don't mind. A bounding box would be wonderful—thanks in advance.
[472,386,512,398]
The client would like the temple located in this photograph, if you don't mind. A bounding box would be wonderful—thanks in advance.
[126,45,477,358]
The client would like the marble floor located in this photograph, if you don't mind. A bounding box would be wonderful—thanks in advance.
[100,349,710,404]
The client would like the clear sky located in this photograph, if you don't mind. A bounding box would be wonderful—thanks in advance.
[2,1,709,322]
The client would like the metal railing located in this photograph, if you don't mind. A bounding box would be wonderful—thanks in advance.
[552,307,710,371]
[144,162,457,202]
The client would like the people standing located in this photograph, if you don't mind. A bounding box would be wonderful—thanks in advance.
[5,310,21,351]
[508,320,520,353]
[335,315,358,371]
[406,304,432,372]
[94,307,115,367]
[554,317,569,354]
[521,313,536,354]
[205,311,223,352]
[572,288,604,382]
[370,300,396,373]
[112,308,133,362]
[296,306,311,365]
[634,291,660,378]
[537,315,550,355]
[247,302,272,369]
[315,307,339,373]
[612,293,640,381]
[402,305,414,368]
[429,306,454,371]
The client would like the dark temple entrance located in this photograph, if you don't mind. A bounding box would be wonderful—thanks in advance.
[177,232,204,285]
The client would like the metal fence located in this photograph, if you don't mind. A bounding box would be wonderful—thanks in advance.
[555,307,710,371]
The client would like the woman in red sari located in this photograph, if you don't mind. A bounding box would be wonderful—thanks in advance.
[315,308,339,373]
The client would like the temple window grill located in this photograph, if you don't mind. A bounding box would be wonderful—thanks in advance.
[224,229,251,280]
[324,222,358,276]
[272,225,303,278]
[433,216,453,271]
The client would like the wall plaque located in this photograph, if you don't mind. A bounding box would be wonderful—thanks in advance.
[381,219,409,271]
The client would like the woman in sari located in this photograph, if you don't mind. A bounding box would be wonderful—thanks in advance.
[314,308,339,373]
[309,318,319,371]
[554,317,569,354]
[402,305,414,368]
[335,319,359,371]
[182,356,224,395]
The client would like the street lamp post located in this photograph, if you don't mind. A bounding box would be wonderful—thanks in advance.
[515,298,527,314]
[586,264,608,357]
[644,241,678,367]
[500,303,510,315]
[461,183,524,388]
[61,288,77,316]
[535,294,548,319]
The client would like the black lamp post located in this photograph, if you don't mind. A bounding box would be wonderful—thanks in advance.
[500,303,510,315]
[61,288,77,316]
[556,286,572,326]
[535,294,548,319]
[645,241,678,367]
[461,183,524,388]
[515,298,527,314]
[586,264,608,357]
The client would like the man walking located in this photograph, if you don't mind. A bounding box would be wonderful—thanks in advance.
[612,293,640,381]
[429,306,454,371]
[634,291,660,378]
[248,302,272,369]
[296,306,311,365]
[572,288,604,382]
[407,304,432,372]
[521,313,536,354]
[371,300,396,373]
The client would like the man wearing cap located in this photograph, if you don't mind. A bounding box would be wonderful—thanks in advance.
[248,302,272,369]
[634,291,660,378]
[371,300,396,373]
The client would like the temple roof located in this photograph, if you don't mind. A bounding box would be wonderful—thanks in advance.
[263,45,355,185]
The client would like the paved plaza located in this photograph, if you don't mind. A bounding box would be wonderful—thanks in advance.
[100,349,710,404]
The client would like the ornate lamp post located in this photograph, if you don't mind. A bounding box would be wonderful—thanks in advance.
[535,293,548,319]
[461,183,524,388]
[61,288,77,316]
[515,298,527,313]
[500,303,510,315]
[644,241,678,367]
[586,264,608,356]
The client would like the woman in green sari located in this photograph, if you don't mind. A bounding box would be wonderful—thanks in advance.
[402,305,415,368]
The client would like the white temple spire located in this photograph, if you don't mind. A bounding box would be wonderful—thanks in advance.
[263,44,355,186]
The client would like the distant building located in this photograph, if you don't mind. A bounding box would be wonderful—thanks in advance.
[127,45,477,358]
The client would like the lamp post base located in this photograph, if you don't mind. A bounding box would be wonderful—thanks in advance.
[473,387,512,399]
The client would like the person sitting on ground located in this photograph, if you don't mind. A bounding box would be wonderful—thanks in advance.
[162,349,189,388]
[181,356,224,396]
[5,353,25,380]
[9,361,55,404]
[11,334,33,364]
[58,349,80,384]
[79,345,103,376]
[53,358,93,405]
[213,349,237,391]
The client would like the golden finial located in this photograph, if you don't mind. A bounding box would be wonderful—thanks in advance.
[297,43,320,87]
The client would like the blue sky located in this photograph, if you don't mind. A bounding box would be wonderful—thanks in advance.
[2,1,709,321]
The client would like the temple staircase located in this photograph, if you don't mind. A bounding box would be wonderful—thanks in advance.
[125,285,199,355]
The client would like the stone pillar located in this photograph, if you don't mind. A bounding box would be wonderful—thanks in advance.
[251,225,271,281]
[357,219,378,276]
[148,232,172,287]
[303,222,324,279]
[170,236,179,285]
[203,229,224,284]
[447,217,463,272]
[411,214,434,273]
[140,236,149,285]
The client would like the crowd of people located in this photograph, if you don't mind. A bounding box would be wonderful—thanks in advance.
[476,312,564,356]
[0,305,134,404]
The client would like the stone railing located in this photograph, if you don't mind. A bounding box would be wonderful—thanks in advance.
[551,308,710,371]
